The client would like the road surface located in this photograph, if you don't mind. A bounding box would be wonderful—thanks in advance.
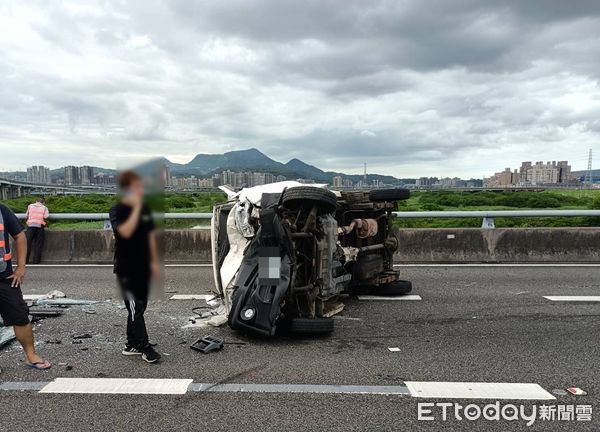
[1,265,599,431]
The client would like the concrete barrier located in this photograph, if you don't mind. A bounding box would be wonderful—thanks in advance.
[21,228,600,264]
[393,228,600,263]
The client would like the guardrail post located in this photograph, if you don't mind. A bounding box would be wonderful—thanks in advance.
[481,217,495,229]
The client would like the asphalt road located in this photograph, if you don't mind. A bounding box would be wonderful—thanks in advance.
[2,265,600,431]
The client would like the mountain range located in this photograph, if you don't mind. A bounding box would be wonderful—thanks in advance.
[162,148,402,184]
[1,149,406,185]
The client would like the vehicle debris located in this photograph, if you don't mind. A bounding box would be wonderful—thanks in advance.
[0,327,16,348]
[190,336,224,354]
[36,298,98,306]
[388,347,401,352]
[72,333,93,339]
[170,294,214,300]
[567,387,587,396]
[29,309,63,317]
[207,315,228,327]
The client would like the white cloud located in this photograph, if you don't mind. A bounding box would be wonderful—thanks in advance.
[0,0,599,177]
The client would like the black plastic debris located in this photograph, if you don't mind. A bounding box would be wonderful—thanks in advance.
[190,336,224,354]
[29,309,63,317]
[72,333,93,339]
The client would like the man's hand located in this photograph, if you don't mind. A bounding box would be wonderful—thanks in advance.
[122,193,143,208]
[8,265,25,288]
[151,260,161,280]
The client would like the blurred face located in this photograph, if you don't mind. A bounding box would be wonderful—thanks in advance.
[127,178,145,197]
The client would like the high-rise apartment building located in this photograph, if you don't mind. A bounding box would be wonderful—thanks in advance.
[79,166,94,185]
[26,166,51,184]
[64,166,80,185]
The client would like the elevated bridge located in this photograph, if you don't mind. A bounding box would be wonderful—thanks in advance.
[0,177,115,199]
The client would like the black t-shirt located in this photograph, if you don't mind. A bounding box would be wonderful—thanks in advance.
[109,203,155,276]
[0,203,25,279]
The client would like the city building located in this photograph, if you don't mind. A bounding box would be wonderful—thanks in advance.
[486,168,519,187]
[26,166,51,184]
[487,160,574,187]
[332,176,343,187]
[519,161,572,185]
[79,166,94,185]
[64,166,80,185]
[168,170,289,190]
[93,172,115,185]
[415,177,439,187]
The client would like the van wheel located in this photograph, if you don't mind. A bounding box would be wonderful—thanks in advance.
[282,186,337,215]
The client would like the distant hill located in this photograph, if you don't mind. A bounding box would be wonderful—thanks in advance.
[183,148,284,173]
[167,148,402,184]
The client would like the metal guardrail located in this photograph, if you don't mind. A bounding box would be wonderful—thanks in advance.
[15,213,213,220]
[15,210,600,229]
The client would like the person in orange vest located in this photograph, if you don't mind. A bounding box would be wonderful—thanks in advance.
[25,197,49,264]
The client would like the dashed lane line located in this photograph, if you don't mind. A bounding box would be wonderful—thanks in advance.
[405,382,556,400]
[543,296,600,302]
[39,378,193,394]
[0,379,557,400]
[358,295,422,301]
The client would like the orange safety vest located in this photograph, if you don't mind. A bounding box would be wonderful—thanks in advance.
[0,210,12,272]
[26,203,48,227]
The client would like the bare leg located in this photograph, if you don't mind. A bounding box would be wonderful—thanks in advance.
[13,323,47,365]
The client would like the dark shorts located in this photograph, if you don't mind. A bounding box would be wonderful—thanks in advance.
[117,273,151,300]
[0,279,30,326]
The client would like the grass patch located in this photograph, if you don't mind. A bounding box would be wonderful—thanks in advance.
[3,189,599,229]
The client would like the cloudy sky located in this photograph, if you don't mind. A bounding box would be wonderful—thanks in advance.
[1,0,599,178]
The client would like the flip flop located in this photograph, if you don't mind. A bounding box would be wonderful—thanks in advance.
[25,360,52,370]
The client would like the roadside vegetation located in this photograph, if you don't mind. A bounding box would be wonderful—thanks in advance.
[395,189,600,228]
[2,189,599,229]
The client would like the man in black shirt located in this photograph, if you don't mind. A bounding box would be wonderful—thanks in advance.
[110,171,161,363]
[0,203,51,370]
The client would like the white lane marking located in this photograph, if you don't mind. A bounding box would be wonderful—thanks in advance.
[405,382,555,400]
[39,378,193,395]
[358,295,422,301]
[544,296,600,302]
[170,294,215,300]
